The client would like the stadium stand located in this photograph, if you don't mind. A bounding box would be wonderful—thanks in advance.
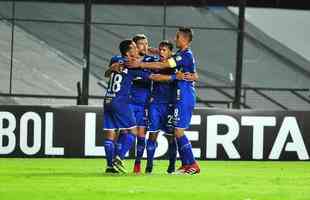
[0,2,309,109]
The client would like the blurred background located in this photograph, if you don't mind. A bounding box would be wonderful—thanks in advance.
[0,0,309,110]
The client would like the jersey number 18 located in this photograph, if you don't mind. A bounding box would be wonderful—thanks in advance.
[108,72,123,93]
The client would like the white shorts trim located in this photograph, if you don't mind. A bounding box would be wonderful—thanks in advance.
[163,132,174,136]
[103,128,116,131]
[118,125,137,130]
[148,130,160,134]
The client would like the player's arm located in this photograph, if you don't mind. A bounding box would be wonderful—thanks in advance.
[132,69,175,82]
[104,68,113,77]
[104,62,123,77]
[104,60,113,77]
[127,57,177,70]
[141,59,175,69]
[148,47,160,55]
[149,71,185,82]
[184,72,199,81]
[149,74,173,81]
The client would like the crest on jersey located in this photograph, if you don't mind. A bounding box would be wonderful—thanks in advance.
[123,68,128,74]
[175,56,182,61]
[144,57,151,61]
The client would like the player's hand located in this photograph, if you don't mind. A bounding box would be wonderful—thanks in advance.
[126,58,141,68]
[149,74,161,81]
[184,72,195,81]
[110,62,123,73]
[148,47,159,55]
[176,71,185,80]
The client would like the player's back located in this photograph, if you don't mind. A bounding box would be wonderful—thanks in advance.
[105,55,150,103]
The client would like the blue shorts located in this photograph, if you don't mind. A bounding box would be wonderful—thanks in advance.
[149,103,174,133]
[103,100,136,130]
[130,103,148,127]
[173,101,194,129]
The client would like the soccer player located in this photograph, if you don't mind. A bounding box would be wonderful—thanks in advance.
[146,40,177,174]
[103,40,143,173]
[103,39,180,173]
[104,34,158,174]
[130,34,159,174]
[127,27,201,174]
[146,40,198,174]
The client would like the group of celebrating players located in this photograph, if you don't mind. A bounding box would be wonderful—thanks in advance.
[102,27,200,175]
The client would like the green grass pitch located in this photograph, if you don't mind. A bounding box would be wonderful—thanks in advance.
[0,158,309,200]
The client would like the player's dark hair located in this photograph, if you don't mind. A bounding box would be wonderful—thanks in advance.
[178,27,193,42]
[159,40,173,51]
[132,34,147,43]
[119,39,134,56]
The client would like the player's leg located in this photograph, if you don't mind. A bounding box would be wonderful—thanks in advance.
[113,127,138,173]
[145,131,158,173]
[172,106,186,168]
[102,105,118,173]
[165,104,177,173]
[133,104,148,173]
[104,130,119,173]
[145,103,161,173]
[133,127,146,173]
[174,128,192,172]
[166,133,177,173]
[115,127,137,160]
[112,102,138,173]
[115,130,127,160]
[113,130,120,158]
[174,103,200,174]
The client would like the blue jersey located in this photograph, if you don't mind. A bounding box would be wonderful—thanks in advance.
[170,49,196,106]
[151,68,177,104]
[104,55,151,103]
[130,55,160,105]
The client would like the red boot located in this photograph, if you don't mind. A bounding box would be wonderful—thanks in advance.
[175,165,190,174]
[133,163,141,174]
[184,162,200,175]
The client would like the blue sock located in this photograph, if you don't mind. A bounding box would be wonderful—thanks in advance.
[146,139,157,167]
[177,138,187,165]
[135,136,145,164]
[116,132,136,160]
[115,134,125,159]
[177,135,195,165]
[104,139,115,168]
[168,138,177,167]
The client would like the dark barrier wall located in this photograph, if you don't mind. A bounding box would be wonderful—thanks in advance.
[0,105,309,160]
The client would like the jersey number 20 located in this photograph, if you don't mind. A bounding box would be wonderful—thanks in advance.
[108,73,123,93]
